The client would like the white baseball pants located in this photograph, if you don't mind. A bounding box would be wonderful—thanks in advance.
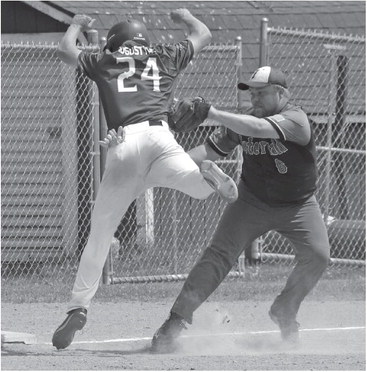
[68,121,213,311]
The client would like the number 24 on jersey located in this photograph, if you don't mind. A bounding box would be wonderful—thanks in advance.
[116,56,161,93]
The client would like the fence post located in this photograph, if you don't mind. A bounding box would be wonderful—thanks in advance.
[172,191,179,273]
[235,36,244,183]
[86,32,112,284]
[333,55,349,219]
[86,30,101,205]
[249,20,270,269]
[97,36,114,285]
[323,45,340,222]
[99,36,108,174]
[235,36,242,111]
[259,18,269,66]
[235,36,246,276]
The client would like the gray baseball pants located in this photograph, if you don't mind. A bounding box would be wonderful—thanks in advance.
[171,179,330,323]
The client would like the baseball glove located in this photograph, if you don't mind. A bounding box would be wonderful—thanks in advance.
[168,97,211,133]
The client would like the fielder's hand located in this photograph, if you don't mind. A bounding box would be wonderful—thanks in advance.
[99,126,125,148]
[71,14,96,31]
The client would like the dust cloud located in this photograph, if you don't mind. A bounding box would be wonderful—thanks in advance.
[177,306,295,356]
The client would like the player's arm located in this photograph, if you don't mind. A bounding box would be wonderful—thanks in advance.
[58,24,82,67]
[58,15,95,67]
[208,107,280,139]
[170,8,212,57]
[188,126,240,166]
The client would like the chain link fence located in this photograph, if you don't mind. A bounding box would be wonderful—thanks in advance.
[258,23,365,267]
[1,40,243,284]
[1,25,365,286]
[1,43,100,282]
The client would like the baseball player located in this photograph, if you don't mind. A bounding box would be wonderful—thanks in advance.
[52,10,238,350]
[151,66,330,353]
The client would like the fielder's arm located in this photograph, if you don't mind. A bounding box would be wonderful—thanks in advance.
[188,143,221,167]
[208,107,280,139]
[58,15,95,67]
[170,8,212,57]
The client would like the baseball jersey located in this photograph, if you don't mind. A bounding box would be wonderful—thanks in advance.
[207,103,317,205]
[78,40,194,130]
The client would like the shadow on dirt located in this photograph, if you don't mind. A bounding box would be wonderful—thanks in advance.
[77,344,152,356]
[2,344,153,357]
[1,347,55,357]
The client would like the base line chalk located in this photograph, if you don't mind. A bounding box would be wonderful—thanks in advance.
[40,326,365,346]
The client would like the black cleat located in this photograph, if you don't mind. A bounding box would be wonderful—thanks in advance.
[151,312,187,353]
[269,309,299,343]
[52,308,87,350]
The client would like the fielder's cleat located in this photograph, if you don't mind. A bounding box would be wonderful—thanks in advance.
[151,312,187,353]
[200,160,238,203]
[269,309,299,343]
[52,308,87,350]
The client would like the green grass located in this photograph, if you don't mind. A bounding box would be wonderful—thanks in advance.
[1,264,365,304]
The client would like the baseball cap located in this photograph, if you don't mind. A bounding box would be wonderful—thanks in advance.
[238,66,288,90]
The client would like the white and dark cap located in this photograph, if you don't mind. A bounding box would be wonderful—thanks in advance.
[238,66,288,90]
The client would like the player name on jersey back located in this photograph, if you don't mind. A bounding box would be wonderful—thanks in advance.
[116,45,155,56]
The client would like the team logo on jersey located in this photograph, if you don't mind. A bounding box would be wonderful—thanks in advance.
[275,159,288,174]
[241,137,288,156]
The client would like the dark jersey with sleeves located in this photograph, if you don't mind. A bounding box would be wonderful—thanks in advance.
[207,103,317,205]
[78,40,194,130]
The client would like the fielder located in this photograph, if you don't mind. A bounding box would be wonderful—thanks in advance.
[151,66,331,353]
[52,9,238,350]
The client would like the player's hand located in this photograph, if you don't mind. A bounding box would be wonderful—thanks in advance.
[71,14,96,31]
[99,126,125,149]
[170,8,193,23]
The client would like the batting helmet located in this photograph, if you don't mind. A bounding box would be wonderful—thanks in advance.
[104,19,150,51]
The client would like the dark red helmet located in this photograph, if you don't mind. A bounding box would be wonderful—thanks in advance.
[104,19,150,51]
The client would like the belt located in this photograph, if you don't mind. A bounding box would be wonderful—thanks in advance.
[148,120,163,126]
[125,120,164,128]
[123,119,168,134]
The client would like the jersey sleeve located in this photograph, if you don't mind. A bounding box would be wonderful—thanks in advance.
[77,52,101,80]
[264,107,311,145]
[173,40,194,72]
[157,40,194,76]
[206,127,241,156]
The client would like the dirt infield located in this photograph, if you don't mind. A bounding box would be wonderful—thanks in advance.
[1,299,365,370]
